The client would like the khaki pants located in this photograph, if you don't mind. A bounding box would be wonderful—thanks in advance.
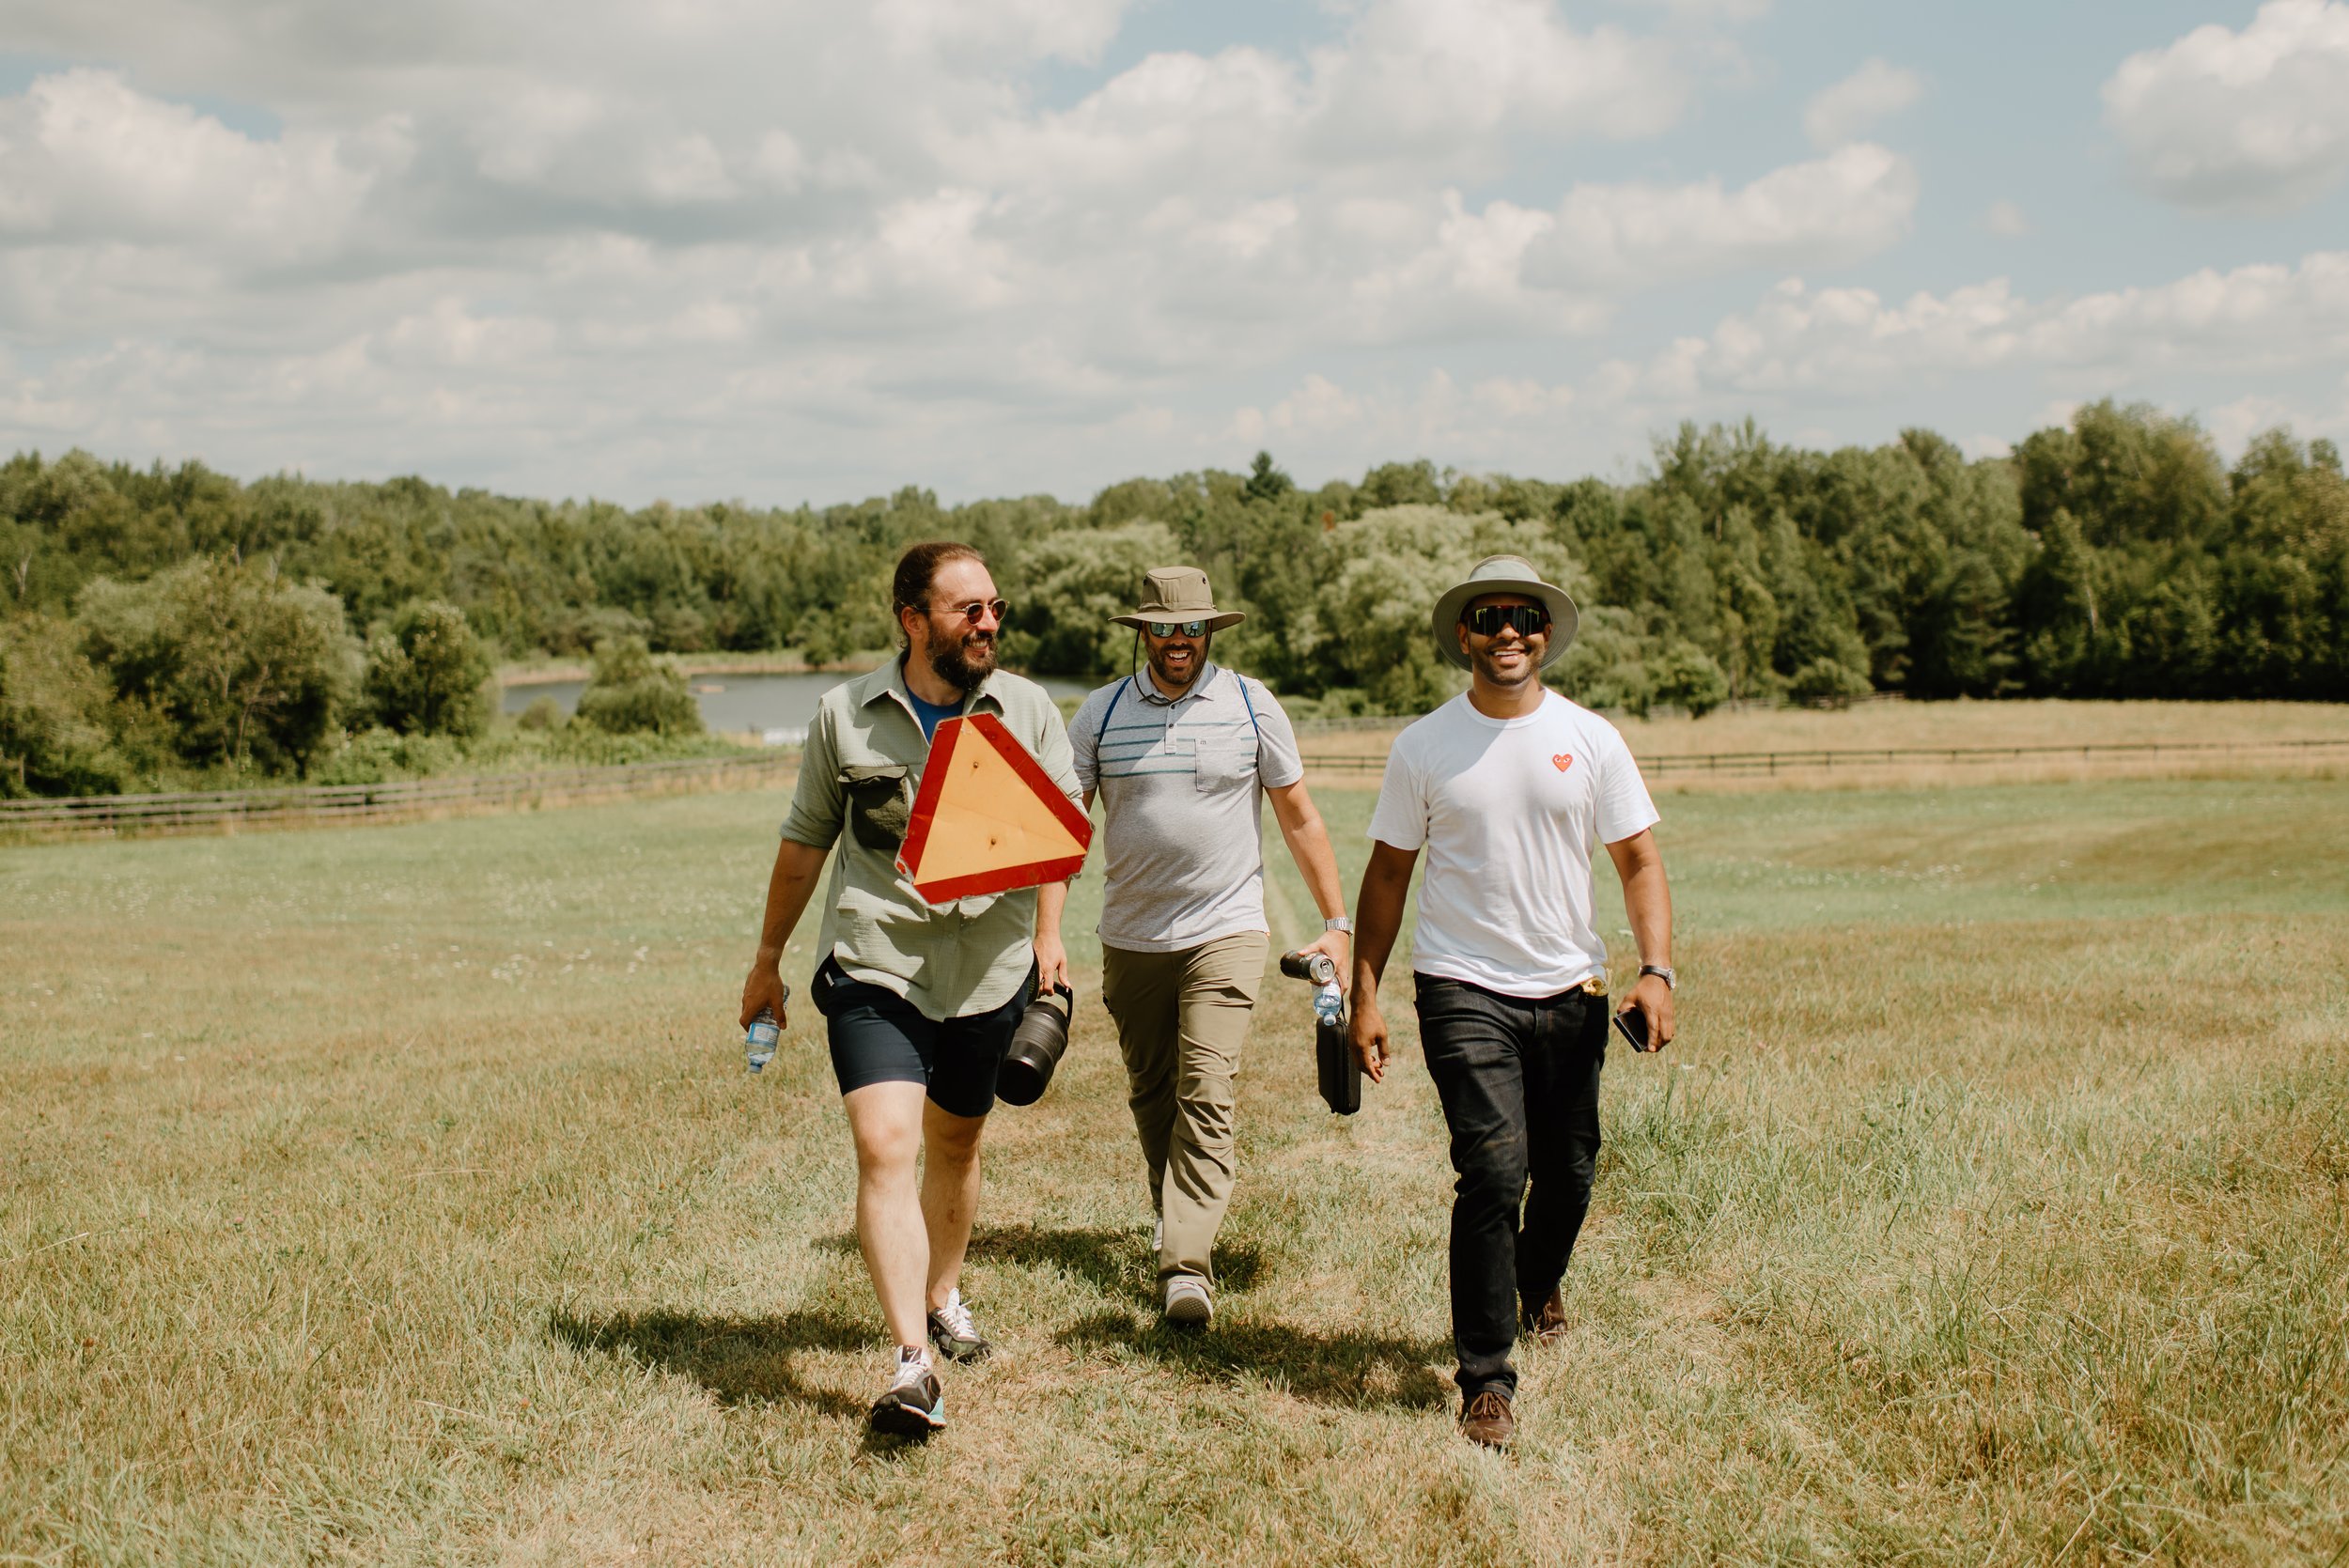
[1100,931,1268,1285]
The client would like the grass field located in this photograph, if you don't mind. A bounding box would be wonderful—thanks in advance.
[5,758,2347,1562]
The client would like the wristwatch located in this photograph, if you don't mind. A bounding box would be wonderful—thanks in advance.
[1324,916,1355,934]
[1639,964,1676,991]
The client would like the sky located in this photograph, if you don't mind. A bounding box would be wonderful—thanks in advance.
[2,0,2347,507]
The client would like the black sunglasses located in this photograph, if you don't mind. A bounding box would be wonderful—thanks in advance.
[1146,619,1207,638]
[1464,604,1549,638]
[941,598,1009,625]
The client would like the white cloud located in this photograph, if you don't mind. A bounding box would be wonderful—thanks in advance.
[2104,0,2349,211]
[0,0,2330,504]
[0,69,401,259]
[1598,252,2349,405]
[1802,58,1922,149]
[1526,142,1917,288]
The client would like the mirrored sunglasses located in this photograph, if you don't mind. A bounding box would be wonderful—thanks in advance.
[1146,619,1208,638]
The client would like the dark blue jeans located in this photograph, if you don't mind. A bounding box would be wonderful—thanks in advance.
[1413,974,1607,1402]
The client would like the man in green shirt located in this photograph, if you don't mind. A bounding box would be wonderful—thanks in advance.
[739,540,1077,1439]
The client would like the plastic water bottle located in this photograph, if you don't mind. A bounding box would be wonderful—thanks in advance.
[745,988,786,1073]
[1313,978,1344,1027]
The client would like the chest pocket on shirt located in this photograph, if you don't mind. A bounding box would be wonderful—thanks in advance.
[1193,741,1254,793]
[840,763,910,852]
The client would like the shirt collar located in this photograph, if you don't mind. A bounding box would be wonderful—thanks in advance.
[856,656,1004,720]
[1137,659,1220,706]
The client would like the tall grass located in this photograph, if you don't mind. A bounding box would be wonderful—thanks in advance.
[4,772,2343,1562]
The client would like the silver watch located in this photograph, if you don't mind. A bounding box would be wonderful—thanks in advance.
[1324,916,1355,934]
[1639,964,1675,991]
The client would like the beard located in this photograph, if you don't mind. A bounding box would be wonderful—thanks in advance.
[1146,637,1204,692]
[1469,638,1543,690]
[927,627,999,692]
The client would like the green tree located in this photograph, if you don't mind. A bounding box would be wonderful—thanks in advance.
[1004,520,1179,678]
[363,599,492,738]
[77,555,356,774]
[1241,452,1294,505]
[1651,640,1731,717]
[573,636,703,736]
[0,613,141,796]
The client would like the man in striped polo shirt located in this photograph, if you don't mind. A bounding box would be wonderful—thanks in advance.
[1068,567,1352,1327]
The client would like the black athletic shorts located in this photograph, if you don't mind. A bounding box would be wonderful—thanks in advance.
[811,955,1034,1120]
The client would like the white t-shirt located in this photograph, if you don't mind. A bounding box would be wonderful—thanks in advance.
[1367,690,1659,998]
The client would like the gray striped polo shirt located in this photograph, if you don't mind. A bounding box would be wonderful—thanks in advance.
[1069,662,1304,954]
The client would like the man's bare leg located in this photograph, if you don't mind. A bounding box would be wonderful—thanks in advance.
[843,1081,931,1349]
[921,1101,987,1312]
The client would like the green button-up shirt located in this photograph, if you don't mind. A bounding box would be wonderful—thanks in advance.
[780,659,1080,1021]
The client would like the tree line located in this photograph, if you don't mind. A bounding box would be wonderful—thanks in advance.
[3,400,2344,796]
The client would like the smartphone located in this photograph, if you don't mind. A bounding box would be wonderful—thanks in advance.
[1610,1006,1652,1052]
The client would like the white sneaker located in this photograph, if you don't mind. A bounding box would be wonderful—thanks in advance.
[868,1345,944,1436]
[926,1287,991,1364]
[1163,1276,1213,1327]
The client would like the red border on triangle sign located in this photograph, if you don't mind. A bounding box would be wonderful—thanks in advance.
[894,712,1093,904]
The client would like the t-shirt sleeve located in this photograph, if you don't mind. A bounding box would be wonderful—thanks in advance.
[1593,721,1661,845]
[1250,679,1303,789]
[1068,688,1104,793]
[1365,732,1427,851]
[779,701,845,848]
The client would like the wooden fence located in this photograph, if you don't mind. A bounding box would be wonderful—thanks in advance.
[9,735,2345,845]
[0,753,799,842]
[1297,737,2349,778]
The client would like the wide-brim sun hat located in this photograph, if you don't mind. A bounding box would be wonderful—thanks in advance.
[1430,554,1579,671]
[1109,565,1246,633]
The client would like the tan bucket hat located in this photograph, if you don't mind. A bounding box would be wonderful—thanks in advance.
[1430,554,1579,671]
[1110,566,1247,632]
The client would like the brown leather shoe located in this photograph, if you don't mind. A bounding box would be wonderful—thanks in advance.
[1521,1286,1566,1344]
[1460,1390,1515,1448]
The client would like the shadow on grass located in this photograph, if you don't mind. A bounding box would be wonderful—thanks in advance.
[550,1306,879,1422]
[1056,1310,1451,1411]
[816,1221,1265,1307]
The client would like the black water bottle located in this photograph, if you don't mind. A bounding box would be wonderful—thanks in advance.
[1280,950,1360,1116]
[996,983,1074,1107]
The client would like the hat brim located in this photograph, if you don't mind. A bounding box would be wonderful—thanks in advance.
[1110,611,1246,633]
[1431,578,1579,671]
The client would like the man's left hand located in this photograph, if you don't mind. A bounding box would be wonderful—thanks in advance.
[1034,933,1070,993]
[1622,973,1675,1052]
[1296,928,1351,975]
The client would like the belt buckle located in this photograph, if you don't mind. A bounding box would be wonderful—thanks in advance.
[1579,975,1608,997]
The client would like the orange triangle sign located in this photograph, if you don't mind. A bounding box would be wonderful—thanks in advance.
[894,713,1093,905]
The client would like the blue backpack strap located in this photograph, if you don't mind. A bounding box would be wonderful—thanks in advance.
[1094,675,1133,752]
[1232,669,1261,737]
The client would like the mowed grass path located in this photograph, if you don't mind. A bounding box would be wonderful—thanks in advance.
[5,775,2346,1563]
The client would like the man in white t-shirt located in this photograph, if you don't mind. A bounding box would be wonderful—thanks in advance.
[1349,554,1678,1450]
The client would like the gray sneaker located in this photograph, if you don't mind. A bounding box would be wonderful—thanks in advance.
[869,1346,945,1437]
[1163,1275,1213,1327]
[926,1288,992,1364]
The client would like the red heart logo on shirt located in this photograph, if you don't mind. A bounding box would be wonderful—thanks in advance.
[1552,753,1573,771]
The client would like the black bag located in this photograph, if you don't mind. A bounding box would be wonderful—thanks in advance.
[1316,1012,1361,1116]
[996,983,1073,1107]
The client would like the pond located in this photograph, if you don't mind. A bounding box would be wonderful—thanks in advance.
[502,668,1090,745]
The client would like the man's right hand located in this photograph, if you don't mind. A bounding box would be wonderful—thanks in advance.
[740,955,790,1032]
[1348,996,1391,1085]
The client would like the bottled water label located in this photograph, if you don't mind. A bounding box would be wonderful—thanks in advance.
[745,987,788,1073]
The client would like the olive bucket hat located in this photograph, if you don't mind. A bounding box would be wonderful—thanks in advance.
[1109,566,1247,633]
[1430,554,1579,671]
